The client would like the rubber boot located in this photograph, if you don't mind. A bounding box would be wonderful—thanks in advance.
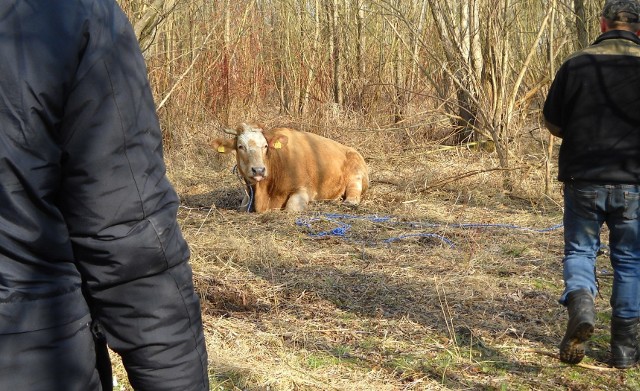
[559,289,596,364]
[611,316,640,369]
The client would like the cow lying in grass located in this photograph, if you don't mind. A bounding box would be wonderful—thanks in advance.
[212,123,369,212]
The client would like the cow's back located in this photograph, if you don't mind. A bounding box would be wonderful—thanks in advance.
[268,128,368,202]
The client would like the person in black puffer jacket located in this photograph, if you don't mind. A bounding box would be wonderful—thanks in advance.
[0,1,209,389]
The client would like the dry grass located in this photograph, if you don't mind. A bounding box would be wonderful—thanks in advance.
[112,117,640,390]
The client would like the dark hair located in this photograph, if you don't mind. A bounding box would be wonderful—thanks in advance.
[610,11,640,23]
[604,17,640,31]
[602,0,640,23]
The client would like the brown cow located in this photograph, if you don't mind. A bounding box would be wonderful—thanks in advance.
[212,123,369,212]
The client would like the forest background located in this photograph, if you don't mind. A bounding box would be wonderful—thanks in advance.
[111,0,638,390]
[118,0,601,190]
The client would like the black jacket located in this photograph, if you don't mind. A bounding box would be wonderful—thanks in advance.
[0,1,207,389]
[544,30,640,184]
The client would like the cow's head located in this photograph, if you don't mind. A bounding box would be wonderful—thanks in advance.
[211,123,288,184]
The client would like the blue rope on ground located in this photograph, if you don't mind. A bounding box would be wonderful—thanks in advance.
[296,213,563,248]
[296,214,355,238]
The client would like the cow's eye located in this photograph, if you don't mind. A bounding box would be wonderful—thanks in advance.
[237,145,245,150]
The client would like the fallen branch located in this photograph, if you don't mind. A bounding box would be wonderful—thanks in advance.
[422,166,527,192]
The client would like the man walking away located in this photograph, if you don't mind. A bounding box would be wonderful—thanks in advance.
[544,0,640,369]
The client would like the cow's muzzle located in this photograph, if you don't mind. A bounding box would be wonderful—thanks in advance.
[251,166,266,181]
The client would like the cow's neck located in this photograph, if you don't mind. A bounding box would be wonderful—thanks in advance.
[251,152,283,212]
[251,179,273,212]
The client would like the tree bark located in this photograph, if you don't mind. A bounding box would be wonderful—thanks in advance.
[546,0,558,195]
[574,0,589,49]
[133,0,177,54]
[299,0,321,115]
[330,0,343,108]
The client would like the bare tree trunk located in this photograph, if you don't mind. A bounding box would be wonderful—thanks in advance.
[427,0,480,143]
[459,0,480,142]
[356,0,365,83]
[299,0,321,115]
[546,0,558,195]
[487,0,512,188]
[392,0,405,123]
[133,0,178,54]
[273,2,292,114]
[220,0,231,125]
[469,1,483,83]
[408,0,428,110]
[574,0,589,49]
[330,0,343,108]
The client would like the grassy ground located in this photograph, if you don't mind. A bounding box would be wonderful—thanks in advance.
[113,119,640,390]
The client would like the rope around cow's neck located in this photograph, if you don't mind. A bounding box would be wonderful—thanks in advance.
[232,165,254,212]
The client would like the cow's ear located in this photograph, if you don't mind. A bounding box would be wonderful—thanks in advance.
[211,138,236,154]
[268,134,288,150]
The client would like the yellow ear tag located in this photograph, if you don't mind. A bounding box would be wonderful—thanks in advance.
[217,146,225,153]
[273,141,282,149]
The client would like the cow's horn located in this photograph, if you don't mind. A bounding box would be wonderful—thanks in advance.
[223,127,239,135]
[240,122,263,133]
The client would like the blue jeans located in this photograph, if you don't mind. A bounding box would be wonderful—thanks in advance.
[560,182,640,318]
